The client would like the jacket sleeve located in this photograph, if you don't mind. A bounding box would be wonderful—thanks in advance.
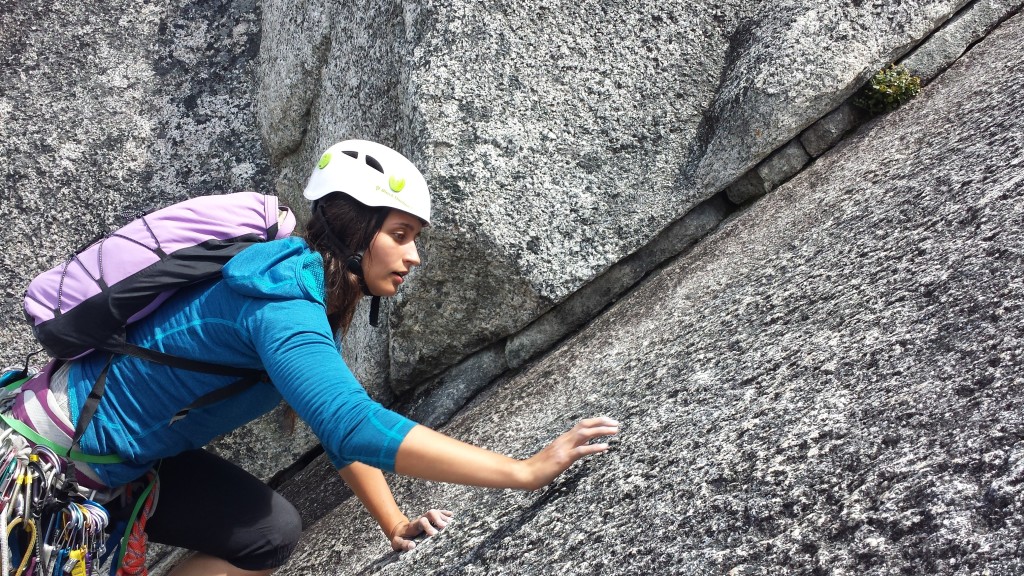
[246,297,416,471]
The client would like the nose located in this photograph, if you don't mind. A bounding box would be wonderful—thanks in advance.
[404,242,421,267]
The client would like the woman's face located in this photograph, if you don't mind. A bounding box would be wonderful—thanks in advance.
[361,209,424,297]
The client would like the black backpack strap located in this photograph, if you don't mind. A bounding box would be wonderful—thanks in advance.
[110,341,264,378]
[64,353,117,489]
[68,342,270,462]
[105,341,269,425]
[69,354,114,459]
[168,372,266,424]
[71,355,266,449]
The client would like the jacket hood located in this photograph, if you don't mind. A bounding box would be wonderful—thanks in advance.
[222,237,326,305]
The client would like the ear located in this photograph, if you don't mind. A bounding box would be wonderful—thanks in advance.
[345,253,364,275]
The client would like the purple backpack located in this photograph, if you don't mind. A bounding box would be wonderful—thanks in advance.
[25,192,295,361]
[20,192,296,460]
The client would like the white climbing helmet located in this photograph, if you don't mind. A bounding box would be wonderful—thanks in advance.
[303,139,431,225]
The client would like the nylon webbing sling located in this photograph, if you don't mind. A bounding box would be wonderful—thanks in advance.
[0,373,122,464]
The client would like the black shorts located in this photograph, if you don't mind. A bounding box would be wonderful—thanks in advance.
[108,449,302,571]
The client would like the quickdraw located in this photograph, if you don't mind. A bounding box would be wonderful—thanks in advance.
[0,437,110,576]
[1,366,111,576]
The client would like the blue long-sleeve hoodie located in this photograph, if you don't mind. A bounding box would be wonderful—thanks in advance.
[68,237,416,487]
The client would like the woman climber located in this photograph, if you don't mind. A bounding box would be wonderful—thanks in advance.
[1,140,619,576]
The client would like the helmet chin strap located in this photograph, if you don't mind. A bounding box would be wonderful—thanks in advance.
[316,203,382,327]
[344,253,382,327]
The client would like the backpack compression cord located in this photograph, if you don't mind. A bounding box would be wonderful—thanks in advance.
[24,192,295,360]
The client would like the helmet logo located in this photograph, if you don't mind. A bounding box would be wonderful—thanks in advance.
[389,176,406,193]
[317,153,332,169]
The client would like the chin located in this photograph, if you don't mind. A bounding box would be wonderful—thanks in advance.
[372,284,398,297]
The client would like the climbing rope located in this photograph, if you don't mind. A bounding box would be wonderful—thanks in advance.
[115,472,158,576]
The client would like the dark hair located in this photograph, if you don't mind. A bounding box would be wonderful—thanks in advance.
[299,193,389,332]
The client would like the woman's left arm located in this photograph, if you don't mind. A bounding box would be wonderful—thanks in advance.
[339,461,453,551]
[393,418,619,490]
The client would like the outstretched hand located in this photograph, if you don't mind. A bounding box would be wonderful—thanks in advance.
[393,416,621,491]
[524,416,620,490]
[389,509,454,551]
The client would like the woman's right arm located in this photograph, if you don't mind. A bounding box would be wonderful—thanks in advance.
[393,417,619,490]
[339,461,453,551]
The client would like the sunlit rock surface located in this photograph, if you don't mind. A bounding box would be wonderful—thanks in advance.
[258,0,977,390]
[280,13,1024,575]
[0,0,315,482]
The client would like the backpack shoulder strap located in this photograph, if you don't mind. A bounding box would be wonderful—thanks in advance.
[108,341,263,378]
[68,347,268,466]
[168,373,266,424]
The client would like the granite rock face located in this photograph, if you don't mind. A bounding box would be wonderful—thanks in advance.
[279,13,1024,575]
[2,0,995,485]
[900,0,1024,81]
[0,0,1022,573]
[259,0,975,392]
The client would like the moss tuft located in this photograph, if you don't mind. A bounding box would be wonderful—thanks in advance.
[854,64,922,114]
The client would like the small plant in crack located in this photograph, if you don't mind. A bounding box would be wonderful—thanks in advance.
[854,64,922,114]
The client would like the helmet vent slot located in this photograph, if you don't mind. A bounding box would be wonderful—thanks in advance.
[342,150,358,159]
[364,155,384,174]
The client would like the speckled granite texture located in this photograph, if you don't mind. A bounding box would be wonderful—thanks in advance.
[279,12,1024,575]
